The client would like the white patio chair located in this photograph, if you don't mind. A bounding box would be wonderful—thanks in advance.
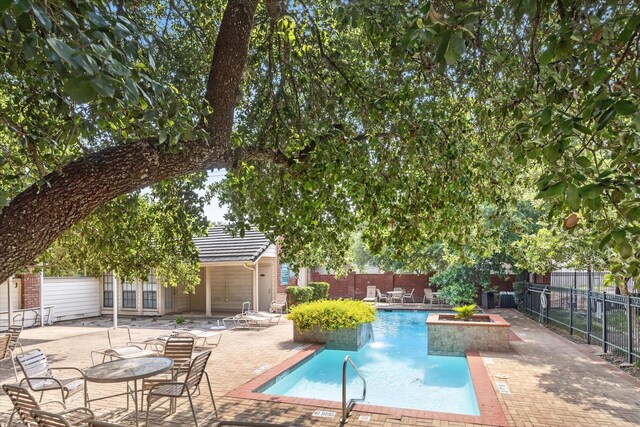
[390,288,404,304]
[402,288,415,304]
[423,289,434,307]
[376,289,388,304]
[270,293,288,314]
[363,286,377,303]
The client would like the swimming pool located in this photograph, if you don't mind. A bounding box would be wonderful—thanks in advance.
[261,310,480,415]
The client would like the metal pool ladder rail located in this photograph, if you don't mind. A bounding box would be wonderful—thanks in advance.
[341,355,367,423]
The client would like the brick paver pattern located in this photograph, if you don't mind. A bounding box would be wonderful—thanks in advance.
[0,309,638,426]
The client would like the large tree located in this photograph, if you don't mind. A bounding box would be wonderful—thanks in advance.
[1,1,639,284]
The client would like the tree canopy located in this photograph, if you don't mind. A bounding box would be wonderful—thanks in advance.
[0,1,639,286]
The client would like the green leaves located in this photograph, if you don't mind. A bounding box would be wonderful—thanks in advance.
[63,77,95,103]
[614,100,636,115]
[47,37,75,65]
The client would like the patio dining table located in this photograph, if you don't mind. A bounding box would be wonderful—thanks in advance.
[84,356,173,426]
[386,290,404,304]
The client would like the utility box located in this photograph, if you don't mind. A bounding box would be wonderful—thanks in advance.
[481,292,496,309]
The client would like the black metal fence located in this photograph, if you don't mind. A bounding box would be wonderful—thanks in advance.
[525,283,640,363]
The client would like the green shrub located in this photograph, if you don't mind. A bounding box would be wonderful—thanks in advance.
[512,281,528,311]
[175,315,186,324]
[453,304,478,321]
[308,282,330,300]
[286,286,314,306]
[288,299,376,333]
[430,265,478,305]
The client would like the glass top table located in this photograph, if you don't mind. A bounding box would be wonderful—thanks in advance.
[85,356,173,383]
[84,356,173,426]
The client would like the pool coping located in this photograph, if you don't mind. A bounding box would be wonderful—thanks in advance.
[226,344,509,426]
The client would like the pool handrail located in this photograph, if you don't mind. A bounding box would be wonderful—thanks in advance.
[341,355,367,423]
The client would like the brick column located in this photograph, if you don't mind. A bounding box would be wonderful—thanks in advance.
[20,273,40,309]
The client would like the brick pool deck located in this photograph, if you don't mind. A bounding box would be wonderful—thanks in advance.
[0,308,639,426]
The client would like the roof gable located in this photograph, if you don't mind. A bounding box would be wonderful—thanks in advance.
[194,226,271,263]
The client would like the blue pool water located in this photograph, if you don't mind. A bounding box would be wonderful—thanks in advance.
[262,311,480,415]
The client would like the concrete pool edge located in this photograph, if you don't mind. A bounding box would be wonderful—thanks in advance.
[226,345,509,426]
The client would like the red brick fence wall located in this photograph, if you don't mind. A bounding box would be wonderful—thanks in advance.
[310,272,519,304]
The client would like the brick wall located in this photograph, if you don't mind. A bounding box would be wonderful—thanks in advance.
[311,272,433,301]
[310,271,520,303]
[18,273,40,309]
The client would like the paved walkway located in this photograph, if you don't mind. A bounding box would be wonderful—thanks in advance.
[0,309,638,426]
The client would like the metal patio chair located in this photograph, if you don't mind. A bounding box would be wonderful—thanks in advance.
[3,384,93,427]
[270,293,288,314]
[31,407,96,427]
[423,288,434,307]
[8,324,24,354]
[141,336,195,408]
[145,350,217,427]
[402,288,415,304]
[376,289,388,304]
[0,333,19,381]
[16,350,85,404]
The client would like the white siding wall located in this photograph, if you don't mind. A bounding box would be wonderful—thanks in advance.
[262,244,277,257]
[0,279,22,312]
[211,266,253,312]
[176,288,191,312]
[43,277,101,322]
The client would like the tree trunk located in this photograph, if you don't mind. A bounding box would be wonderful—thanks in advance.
[0,0,260,283]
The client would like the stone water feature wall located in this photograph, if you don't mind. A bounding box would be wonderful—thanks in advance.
[427,313,511,356]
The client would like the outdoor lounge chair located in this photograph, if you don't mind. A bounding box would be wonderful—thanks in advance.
[90,326,156,365]
[270,293,288,314]
[145,350,217,427]
[3,384,93,427]
[402,288,415,304]
[363,286,377,303]
[173,328,222,348]
[223,302,281,328]
[16,350,85,405]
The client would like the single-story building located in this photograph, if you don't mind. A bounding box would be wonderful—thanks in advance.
[99,226,281,316]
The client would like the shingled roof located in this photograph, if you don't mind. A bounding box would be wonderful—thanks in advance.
[193,226,272,263]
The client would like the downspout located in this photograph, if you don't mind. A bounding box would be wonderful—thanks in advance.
[242,263,256,310]
[242,262,257,310]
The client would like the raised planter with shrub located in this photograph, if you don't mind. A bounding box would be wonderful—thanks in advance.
[426,306,511,356]
[288,299,376,350]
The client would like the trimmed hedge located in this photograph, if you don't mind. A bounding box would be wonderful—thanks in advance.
[286,282,331,307]
[309,281,330,300]
[288,299,376,333]
[286,285,314,306]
